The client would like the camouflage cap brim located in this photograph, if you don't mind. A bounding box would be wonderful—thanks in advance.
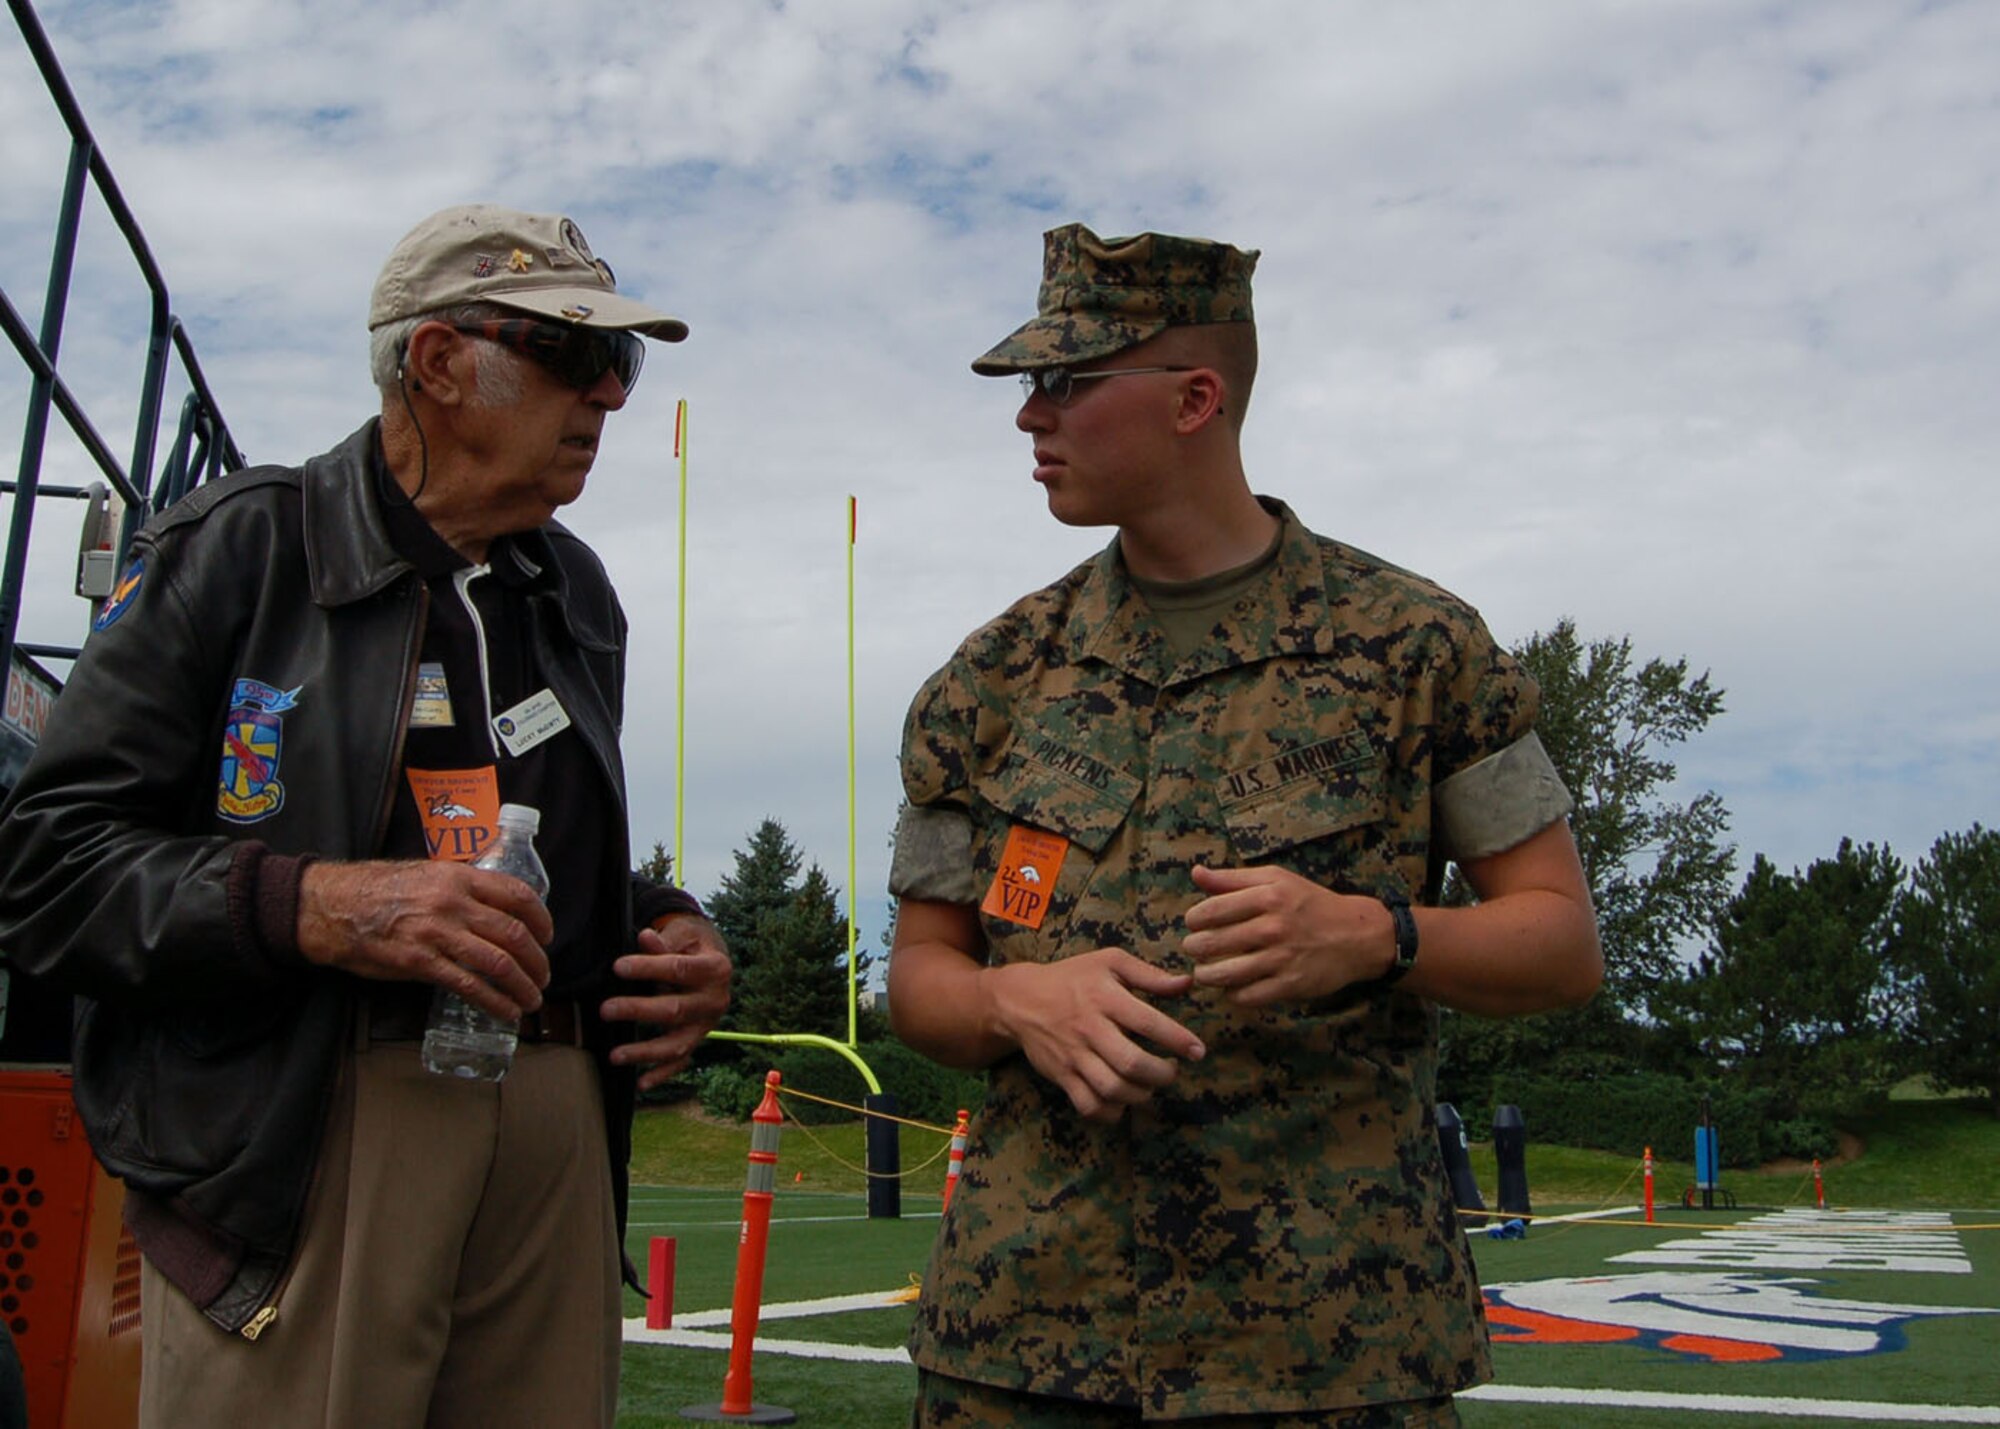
[970,311,1169,375]
[971,224,1258,376]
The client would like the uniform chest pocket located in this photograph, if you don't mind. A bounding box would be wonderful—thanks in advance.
[972,748,1139,938]
[1216,731,1386,861]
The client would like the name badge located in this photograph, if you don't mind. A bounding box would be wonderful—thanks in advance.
[492,688,571,757]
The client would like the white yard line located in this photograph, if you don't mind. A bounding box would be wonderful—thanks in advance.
[1527,1204,1643,1224]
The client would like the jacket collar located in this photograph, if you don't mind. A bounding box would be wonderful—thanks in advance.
[300,419,566,609]
[300,421,416,606]
[1067,497,1337,686]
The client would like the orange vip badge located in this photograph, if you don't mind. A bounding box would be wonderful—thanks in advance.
[981,825,1070,929]
[406,766,500,862]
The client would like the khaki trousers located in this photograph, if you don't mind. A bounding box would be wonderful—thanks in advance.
[140,1038,620,1429]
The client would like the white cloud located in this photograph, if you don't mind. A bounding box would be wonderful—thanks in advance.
[5,0,1997,949]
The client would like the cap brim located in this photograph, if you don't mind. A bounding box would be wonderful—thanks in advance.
[490,285,689,342]
[969,314,1164,375]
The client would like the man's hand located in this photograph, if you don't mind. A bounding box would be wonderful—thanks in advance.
[297,860,554,1020]
[601,915,732,1092]
[1181,864,1391,1007]
[986,950,1203,1124]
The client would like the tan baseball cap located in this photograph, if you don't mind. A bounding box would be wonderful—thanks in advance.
[367,203,688,341]
[971,224,1257,374]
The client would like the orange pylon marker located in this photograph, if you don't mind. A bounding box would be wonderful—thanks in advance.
[1643,1145,1655,1224]
[1813,1157,1825,1209]
[943,1108,970,1211]
[681,1071,795,1424]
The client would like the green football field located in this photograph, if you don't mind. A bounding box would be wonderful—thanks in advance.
[612,1184,2000,1427]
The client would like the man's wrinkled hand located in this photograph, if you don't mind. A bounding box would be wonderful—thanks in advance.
[602,915,732,1091]
[297,860,553,1020]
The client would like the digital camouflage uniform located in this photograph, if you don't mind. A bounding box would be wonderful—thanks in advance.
[891,223,1573,1420]
[890,500,1571,1418]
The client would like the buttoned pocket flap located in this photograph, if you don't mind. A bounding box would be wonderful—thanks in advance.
[1217,733,1385,859]
[978,741,1140,856]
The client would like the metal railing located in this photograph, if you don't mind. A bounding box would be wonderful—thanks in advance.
[1,0,243,679]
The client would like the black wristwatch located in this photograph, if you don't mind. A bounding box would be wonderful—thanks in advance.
[1379,893,1419,986]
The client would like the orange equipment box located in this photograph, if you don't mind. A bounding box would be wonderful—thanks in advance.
[0,1069,141,1428]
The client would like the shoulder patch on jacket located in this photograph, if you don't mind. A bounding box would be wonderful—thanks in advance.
[92,557,145,631]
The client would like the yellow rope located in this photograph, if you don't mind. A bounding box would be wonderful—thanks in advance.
[1519,1158,1644,1245]
[773,1083,959,1136]
[778,1101,957,1182]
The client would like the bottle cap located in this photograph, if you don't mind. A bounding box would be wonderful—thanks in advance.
[496,803,541,833]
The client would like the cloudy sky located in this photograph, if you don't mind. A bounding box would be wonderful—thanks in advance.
[4,0,1995,967]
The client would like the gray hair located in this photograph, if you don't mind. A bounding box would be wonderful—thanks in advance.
[371,301,527,407]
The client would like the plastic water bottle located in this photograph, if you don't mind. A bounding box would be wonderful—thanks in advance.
[421,803,549,1082]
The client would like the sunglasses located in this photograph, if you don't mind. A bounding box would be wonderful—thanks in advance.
[1018,364,1192,407]
[449,318,645,395]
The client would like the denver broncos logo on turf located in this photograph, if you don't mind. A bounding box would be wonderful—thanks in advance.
[217,678,301,824]
[1483,1271,2000,1363]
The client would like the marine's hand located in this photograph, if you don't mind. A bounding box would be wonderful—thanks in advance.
[1182,863,1392,1006]
[602,915,732,1092]
[296,860,554,1019]
[986,950,1203,1124]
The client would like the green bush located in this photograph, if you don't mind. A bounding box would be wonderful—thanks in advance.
[692,1064,764,1122]
[1767,1117,1840,1162]
[858,1041,988,1127]
[737,1041,986,1128]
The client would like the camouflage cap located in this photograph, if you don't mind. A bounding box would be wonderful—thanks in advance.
[368,203,688,342]
[970,223,1258,375]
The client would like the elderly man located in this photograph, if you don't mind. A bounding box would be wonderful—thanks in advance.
[0,204,730,1427]
[888,225,1603,1426]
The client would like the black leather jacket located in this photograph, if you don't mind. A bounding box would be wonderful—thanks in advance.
[0,421,656,1332]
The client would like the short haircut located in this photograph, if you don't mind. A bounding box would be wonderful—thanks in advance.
[1147,322,1259,429]
[368,300,526,400]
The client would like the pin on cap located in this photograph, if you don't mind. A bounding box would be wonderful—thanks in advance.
[369,203,688,341]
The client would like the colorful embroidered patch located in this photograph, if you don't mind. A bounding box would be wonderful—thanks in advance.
[406,766,500,862]
[980,825,1070,930]
[92,557,144,631]
[217,678,301,823]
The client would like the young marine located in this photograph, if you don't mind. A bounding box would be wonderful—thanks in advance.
[888,224,1603,1426]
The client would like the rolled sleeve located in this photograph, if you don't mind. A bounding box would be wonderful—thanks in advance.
[1433,731,1574,862]
[889,803,978,904]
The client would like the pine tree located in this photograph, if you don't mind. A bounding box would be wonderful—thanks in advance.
[1889,824,2000,1117]
[706,818,867,1039]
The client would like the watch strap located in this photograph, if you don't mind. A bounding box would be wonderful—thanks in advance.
[1379,893,1418,985]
